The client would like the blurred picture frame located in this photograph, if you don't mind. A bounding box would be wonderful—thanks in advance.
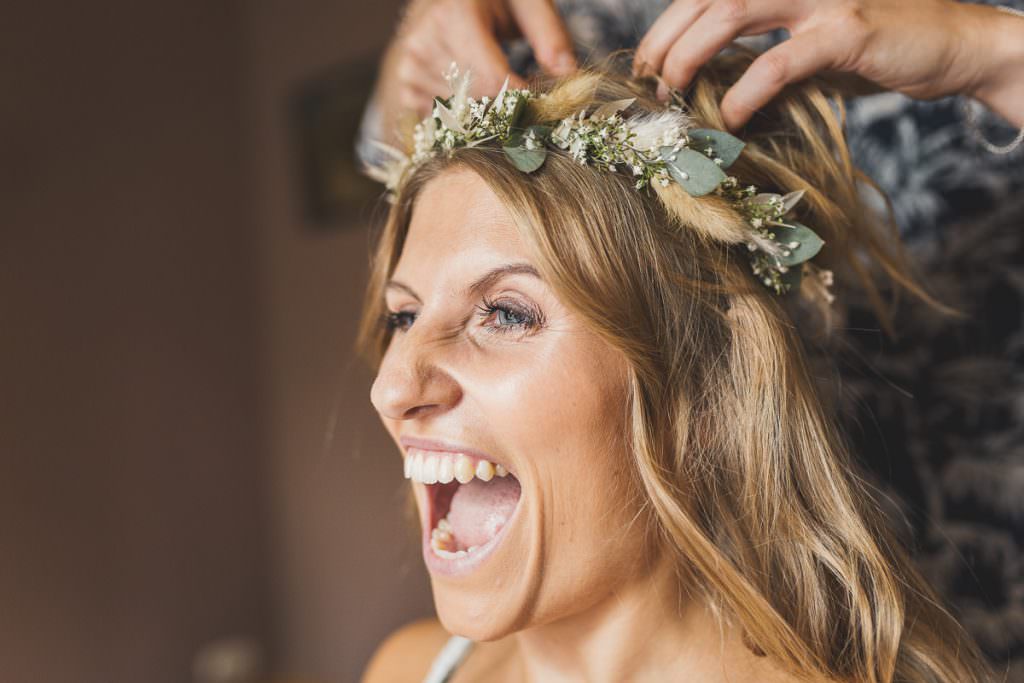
[291,59,382,228]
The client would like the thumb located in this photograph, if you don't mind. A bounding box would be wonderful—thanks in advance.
[510,0,576,76]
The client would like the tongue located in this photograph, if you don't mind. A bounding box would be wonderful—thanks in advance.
[447,475,520,549]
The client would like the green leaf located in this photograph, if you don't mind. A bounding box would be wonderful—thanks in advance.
[503,125,550,173]
[769,222,824,267]
[507,93,528,129]
[659,146,726,196]
[503,145,546,173]
[688,128,746,168]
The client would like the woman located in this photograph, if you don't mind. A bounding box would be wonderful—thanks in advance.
[355,54,994,681]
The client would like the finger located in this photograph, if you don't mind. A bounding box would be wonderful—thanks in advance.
[509,0,576,75]
[660,0,803,92]
[395,51,450,105]
[442,10,526,95]
[719,29,838,130]
[634,0,710,78]
[403,14,451,64]
[398,83,441,117]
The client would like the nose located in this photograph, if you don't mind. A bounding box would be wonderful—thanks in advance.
[369,328,463,422]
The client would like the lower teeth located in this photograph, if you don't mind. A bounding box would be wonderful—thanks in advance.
[430,515,479,558]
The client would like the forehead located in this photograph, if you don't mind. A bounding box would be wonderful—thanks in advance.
[397,168,530,276]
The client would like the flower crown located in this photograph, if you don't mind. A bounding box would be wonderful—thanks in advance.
[365,64,832,299]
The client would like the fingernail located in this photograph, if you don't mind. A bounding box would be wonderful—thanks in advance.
[656,81,668,101]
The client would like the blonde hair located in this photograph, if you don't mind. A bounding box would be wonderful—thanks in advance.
[356,52,993,682]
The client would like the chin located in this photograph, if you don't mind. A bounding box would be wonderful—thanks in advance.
[431,584,522,641]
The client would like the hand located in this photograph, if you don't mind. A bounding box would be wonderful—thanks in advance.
[633,0,1024,130]
[380,0,576,119]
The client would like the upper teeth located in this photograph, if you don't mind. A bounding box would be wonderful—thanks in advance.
[404,447,510,484]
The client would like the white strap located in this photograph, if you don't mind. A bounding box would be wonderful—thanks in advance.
[422,635,474,683]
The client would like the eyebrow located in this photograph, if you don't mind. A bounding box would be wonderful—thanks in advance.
[385,262,542,302]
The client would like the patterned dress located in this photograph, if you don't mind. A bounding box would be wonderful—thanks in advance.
[356,1,1024,673]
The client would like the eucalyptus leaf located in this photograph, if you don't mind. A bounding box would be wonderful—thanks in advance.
[688,128,746,168]
[769,222,824,267]
[659,146,726,196]
[503,125,550,173]
[504,146,546,172]
[507,93,528,129]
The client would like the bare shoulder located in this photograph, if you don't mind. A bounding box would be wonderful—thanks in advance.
[449,636,518,683]
[361,617,452,683]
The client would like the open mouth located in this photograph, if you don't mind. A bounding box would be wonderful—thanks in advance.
[404,448,522,561]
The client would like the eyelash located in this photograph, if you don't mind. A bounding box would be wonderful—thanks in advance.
[382,295,542,336]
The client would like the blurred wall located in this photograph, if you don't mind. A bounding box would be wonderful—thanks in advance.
[2,3,432,681]
[242,1,435,681]
[0,3,270,683]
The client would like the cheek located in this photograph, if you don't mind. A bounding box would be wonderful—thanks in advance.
[519,345,645,564]
[525,415,648,626]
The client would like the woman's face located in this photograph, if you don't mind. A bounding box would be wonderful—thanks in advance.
[370,168,653,640]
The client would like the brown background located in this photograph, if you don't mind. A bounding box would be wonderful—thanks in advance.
[0,2,434,682]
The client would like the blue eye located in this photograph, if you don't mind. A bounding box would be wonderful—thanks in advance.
[382,296,542,336]
[382,310,416,332]
[475,297,539,334]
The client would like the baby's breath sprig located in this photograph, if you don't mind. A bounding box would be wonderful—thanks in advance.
[365,64,831,300]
